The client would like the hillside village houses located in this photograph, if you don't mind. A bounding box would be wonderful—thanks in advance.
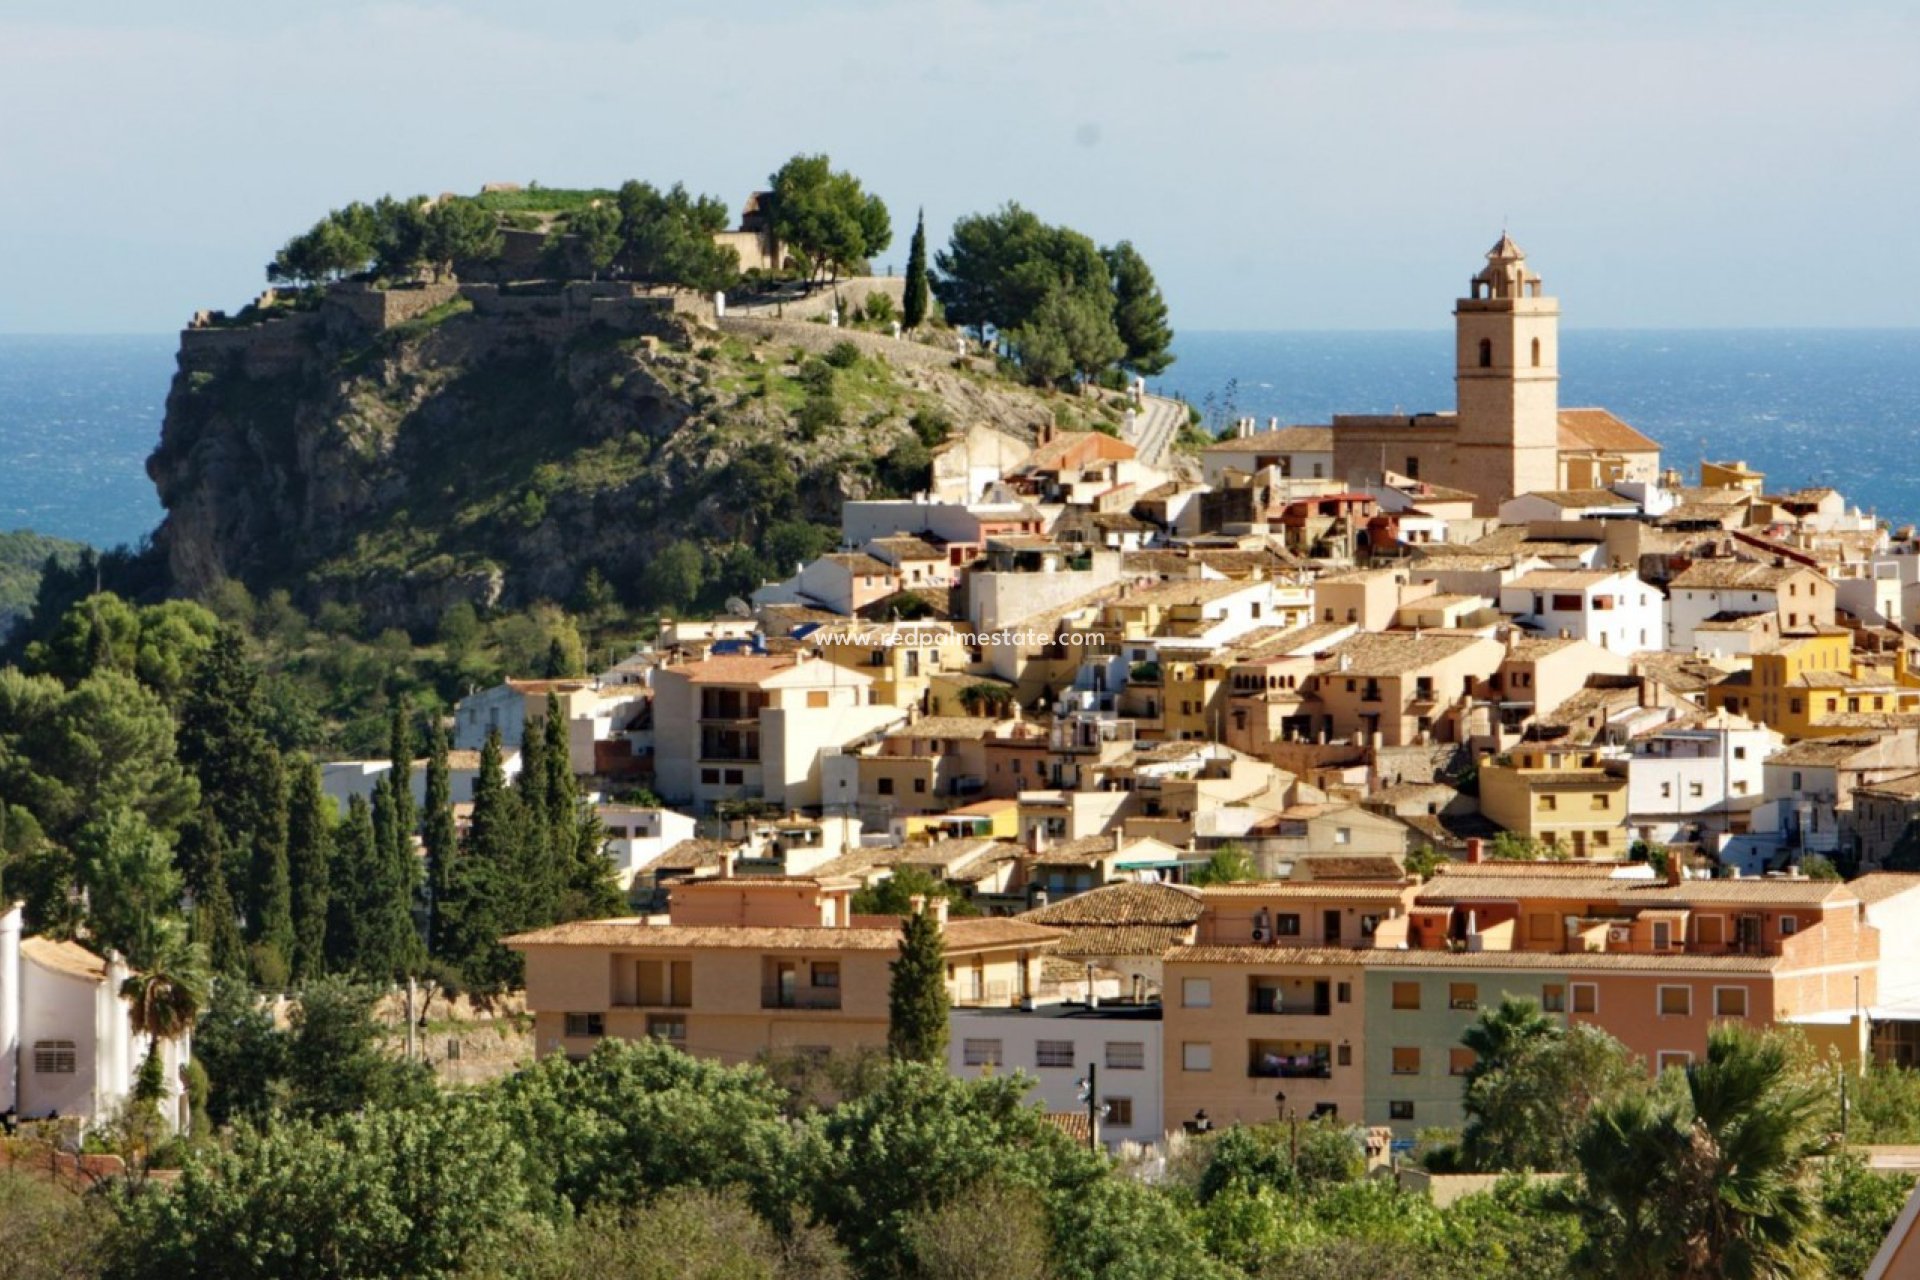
[448,236,1920,1146]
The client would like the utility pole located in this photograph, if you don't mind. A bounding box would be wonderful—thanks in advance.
[1076,1061,1107,1153]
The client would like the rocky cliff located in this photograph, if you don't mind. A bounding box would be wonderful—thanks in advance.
[148,284,1089,630]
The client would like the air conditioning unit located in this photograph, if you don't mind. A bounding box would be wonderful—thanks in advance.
[1251,927,1268,944]
[1607,925,1631,944]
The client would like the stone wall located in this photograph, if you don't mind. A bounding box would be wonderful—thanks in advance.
[725,276,907,322]
[460,280,678,343]
[322,280,463,332]
[177,311,321,378]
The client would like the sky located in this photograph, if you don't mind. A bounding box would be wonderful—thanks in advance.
[2,1,1917,334]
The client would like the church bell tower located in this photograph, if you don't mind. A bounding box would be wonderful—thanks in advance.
[1453,235,1560,511]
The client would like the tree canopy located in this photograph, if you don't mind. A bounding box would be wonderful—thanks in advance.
[768,154,892,281]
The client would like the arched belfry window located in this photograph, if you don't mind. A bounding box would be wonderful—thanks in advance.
[1531,337,1541,367]
[1477,338,1492,368]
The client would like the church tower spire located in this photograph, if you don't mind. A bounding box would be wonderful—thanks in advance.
[1453,235,1560,511]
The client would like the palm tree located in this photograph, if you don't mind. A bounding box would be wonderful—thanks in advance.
[120,926,210,1117]
[1571,1024,1830,1279]
[1460,996,1556,1090]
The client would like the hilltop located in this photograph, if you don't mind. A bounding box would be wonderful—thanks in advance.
[147,280,1131,630]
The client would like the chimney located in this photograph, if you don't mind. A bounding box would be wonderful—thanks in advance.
[1666,852,1683,887]
[908,893,927,917]
[1027,825,1049,856]
[1466,838,1484,864]
[1086,962,1100,1008]
[719,850,737,879]
[931,897,950,928]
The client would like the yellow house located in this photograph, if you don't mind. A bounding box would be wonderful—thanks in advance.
[811,618,974,712]
[509,876,1062,1066]
[1707,629,1920,738]
[1478,744,1630,858]
[904,797,1021,841]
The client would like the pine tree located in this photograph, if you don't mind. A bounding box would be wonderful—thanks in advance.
[422,724,457,955]
[286,754,331,981]
[902,208,929,330]
[887,907,950,1064]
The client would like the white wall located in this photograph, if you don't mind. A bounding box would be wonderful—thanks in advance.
[949,1008,1164,1146]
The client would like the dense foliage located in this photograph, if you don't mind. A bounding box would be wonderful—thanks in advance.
[932,203,1175,386]
[768,154,892,282]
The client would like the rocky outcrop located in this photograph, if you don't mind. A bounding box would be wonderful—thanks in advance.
[148,283,1071,630]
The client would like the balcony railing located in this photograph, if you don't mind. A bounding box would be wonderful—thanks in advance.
[1248,1000,1331,1017]
[761,989,843,1011]
[1248,1059,1332,1080]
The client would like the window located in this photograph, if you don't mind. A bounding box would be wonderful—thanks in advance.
[1539,794,1558,812]
[1182,978,1213,1008]
[1336,982,1352,1004]
[32,1040,76,1074]
[913,778,926,794]
[1359,916,1380,939]
[564,1012,605,1038]
[1105,1097,1135,1127]
[1689,781,1705,799]
[1529,914,1558,942]
[1391,1047,1420,1075]
[1697,915,1725,946]
[1035,1040,1076,1069]
[1571,983,1598,1014]
[1653,922,1672,950]
[878,777,894,796]
[1391,982,1421,1011]
[962,1038,1004,1067]
[1531,336,1542,367]
[1183,1042,1213,1072]
[812,963,840,988]
[807,690,830,708]
[1779,915,1798,936]
[1477,338,1492,368]
[646,1014,686,1043]
[1734,746,1747,760]
[1106,1041,1146,1070]
[1449,983,1478,1011]
[1542,984,1566,1013]
[1335,827,1352,845]
[1590,794,1609,811]
[1660,781,1673,799]
[1714,987,1749,1018]
[1337,1043,1352,1066]
[1658,986,1692,1017]
[701,768,720,785]
[1450,1047,1477,1076]
[1275,914,1302,937]
[1389,1100,1415,1121]
[1657,1051,1693,1073]
[724,768,743,785]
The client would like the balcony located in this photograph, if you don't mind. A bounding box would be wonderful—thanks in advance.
[1249,980,1331,1016]
[1248,1040,1333,1079]
[761,988,843,1011]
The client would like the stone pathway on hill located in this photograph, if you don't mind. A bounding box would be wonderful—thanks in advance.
[1127,392,1188,468]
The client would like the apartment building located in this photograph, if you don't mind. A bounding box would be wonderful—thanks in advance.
[1498,568,1664,654]
[1666,559,1835,652]
[950,1004,1164,1149]
[1625,710,1782,843]
[650,652,903,813]
[510,877,1063,1066]
[1708,629,1920,738]
[1478,744,1631,858]
[1304,632,1505,747]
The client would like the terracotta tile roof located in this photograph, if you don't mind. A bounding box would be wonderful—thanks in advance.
[1507,569,1629,590]
[1296,855,1409,881]
[1198,880,1412,901]
[1166,944,1778,973]
[1670,560,1808,591]
[506,678,592,694]
[1202,426,1334,454]
[887,716,1006,741]
[868,534,946,560]
[1849,872,1920,905]
[1023,882,1204,927]
[1049,924,1196,957]
[1317,631,1491,677]
[1765,735,1896,766]
[21,936,109,982]
[1853,773,1920,800]
[1517,489,1637,510]
[667,654,796,683]
[507,915,1060,952]
[1557,408,1661,454]
[822,553,896,576]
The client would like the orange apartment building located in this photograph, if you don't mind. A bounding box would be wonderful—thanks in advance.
[510,875,1062,1066]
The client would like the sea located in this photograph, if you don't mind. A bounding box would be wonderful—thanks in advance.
[0,329,1917,550]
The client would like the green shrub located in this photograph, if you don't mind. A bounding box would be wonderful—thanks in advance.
[824,340,863,369]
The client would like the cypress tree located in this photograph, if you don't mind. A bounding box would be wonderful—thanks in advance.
[176,625,281,911]
[422,724,457,955]
[902,208,929,330]
[186,813,247,981]
[386,700,416,857]
[516,718,556,928]
[325,795,378,975]
[364,774,422,980]
[286,754,331,980]
[246,749,295,967]
[887,907,950,1064]
[444,729,526,989]
[542,694,624,920]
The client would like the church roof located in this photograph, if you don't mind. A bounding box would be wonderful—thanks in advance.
[1488,233,1525,260]
[1558,408,1660,455]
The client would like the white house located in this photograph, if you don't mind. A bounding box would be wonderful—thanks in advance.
[1626,710,1782,844]
[1665,560,1835,652]
[593,804,700,890]
[1499,568,1664,654]
[1497,489,1643,523]
[948,1004,1164,1148]
[1199,424,1334,486]
[320,750,524,816]
[1,905,190,1133]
